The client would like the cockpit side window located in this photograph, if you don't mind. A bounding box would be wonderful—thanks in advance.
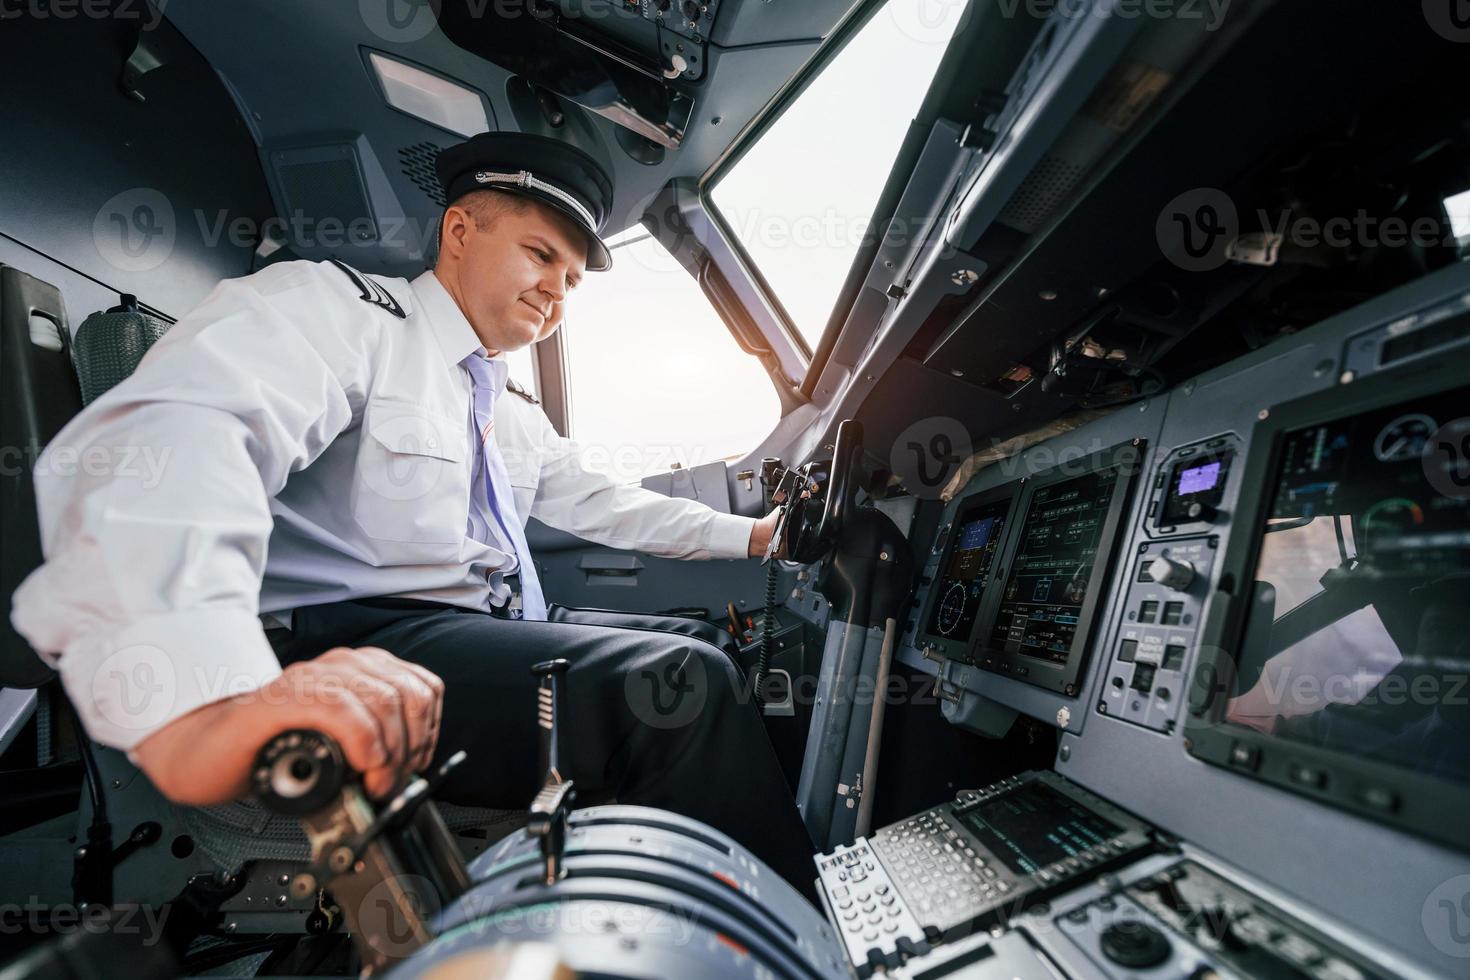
[707,0,966,351]
[560,231,782,483]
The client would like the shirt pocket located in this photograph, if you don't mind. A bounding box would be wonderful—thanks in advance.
[352,396,468,563]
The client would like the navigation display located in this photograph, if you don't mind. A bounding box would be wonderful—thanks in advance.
[989,466,1123,666]
[957,782,1123,876]
[1224,385,1470,786]
[923,496,1012,644]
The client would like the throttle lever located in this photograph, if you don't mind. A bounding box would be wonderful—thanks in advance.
[528,659,576,885]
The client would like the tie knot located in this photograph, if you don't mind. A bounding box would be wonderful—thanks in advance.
[461,352,508,397]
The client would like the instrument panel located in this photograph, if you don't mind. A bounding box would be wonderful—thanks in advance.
[894,265,1470,977]
[915,484,1018,662]
[914,444,1143,697]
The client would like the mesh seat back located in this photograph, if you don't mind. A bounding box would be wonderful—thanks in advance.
[71,303,172,406]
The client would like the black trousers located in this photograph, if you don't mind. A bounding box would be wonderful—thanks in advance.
[268,598,816,898]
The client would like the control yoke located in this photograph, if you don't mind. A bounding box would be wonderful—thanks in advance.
[766,418,866,566]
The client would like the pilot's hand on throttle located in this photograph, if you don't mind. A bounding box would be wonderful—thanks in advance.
[133,646,445,806]
[749,508,785,559]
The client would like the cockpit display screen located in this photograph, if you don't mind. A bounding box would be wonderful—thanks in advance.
[1225,385,1470,786]
[1159,450,1234,526]
[988,466,1123,665]
[957,782,1123,876]
[923,497,1011,644]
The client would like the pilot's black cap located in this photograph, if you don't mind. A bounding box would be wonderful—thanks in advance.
[435,132,614,271]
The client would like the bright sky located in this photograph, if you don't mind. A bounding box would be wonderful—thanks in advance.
[711,0,966,346]
[559,231,783,482]
[514,0,966,482]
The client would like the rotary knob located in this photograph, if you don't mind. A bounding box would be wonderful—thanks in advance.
[1147,556,1196,591]
[1186,500,1220,522]
[1100,921,1172,969]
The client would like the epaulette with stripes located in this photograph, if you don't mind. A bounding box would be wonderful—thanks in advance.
[329,259,406,319]
[507,378,540,404]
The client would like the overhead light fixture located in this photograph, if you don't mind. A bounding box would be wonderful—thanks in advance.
[1444,187,1470,243]
[368,51,489,138]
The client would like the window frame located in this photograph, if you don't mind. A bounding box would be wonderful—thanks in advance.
[699,0,909,374]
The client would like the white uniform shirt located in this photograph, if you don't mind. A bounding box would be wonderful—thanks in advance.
[11,260,756,750]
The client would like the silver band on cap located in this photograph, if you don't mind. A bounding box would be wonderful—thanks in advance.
[473,170,597,233]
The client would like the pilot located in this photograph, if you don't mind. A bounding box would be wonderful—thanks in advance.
[11,132,815,892]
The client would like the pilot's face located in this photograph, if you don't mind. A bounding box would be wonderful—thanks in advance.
[446,197,587,354]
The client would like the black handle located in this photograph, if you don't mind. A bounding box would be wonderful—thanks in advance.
[532,659,570,785]
[809,418,864,556]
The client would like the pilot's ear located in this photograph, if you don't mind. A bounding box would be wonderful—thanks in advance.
[438,206,472,260]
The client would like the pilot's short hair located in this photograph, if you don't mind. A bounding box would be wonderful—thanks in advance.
[427,189,533,268]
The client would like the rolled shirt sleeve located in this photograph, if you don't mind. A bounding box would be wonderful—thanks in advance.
[10,262,367,751]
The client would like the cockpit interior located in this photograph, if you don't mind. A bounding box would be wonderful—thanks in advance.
[2,0,1469,977]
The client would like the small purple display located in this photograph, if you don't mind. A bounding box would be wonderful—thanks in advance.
[1177,461,1222,495]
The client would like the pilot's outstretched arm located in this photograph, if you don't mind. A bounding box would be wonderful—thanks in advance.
[523,408,760,560]
[11,262,369,751]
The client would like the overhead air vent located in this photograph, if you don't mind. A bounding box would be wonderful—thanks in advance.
[399,141,447,207]
[995,154,1088,235]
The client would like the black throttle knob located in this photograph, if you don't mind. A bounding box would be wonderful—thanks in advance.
[252,730,347,817]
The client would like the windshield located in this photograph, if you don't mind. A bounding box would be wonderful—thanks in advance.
[708,0,966,350]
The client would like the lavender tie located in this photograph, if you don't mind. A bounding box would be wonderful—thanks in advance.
[461,353,547,620]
